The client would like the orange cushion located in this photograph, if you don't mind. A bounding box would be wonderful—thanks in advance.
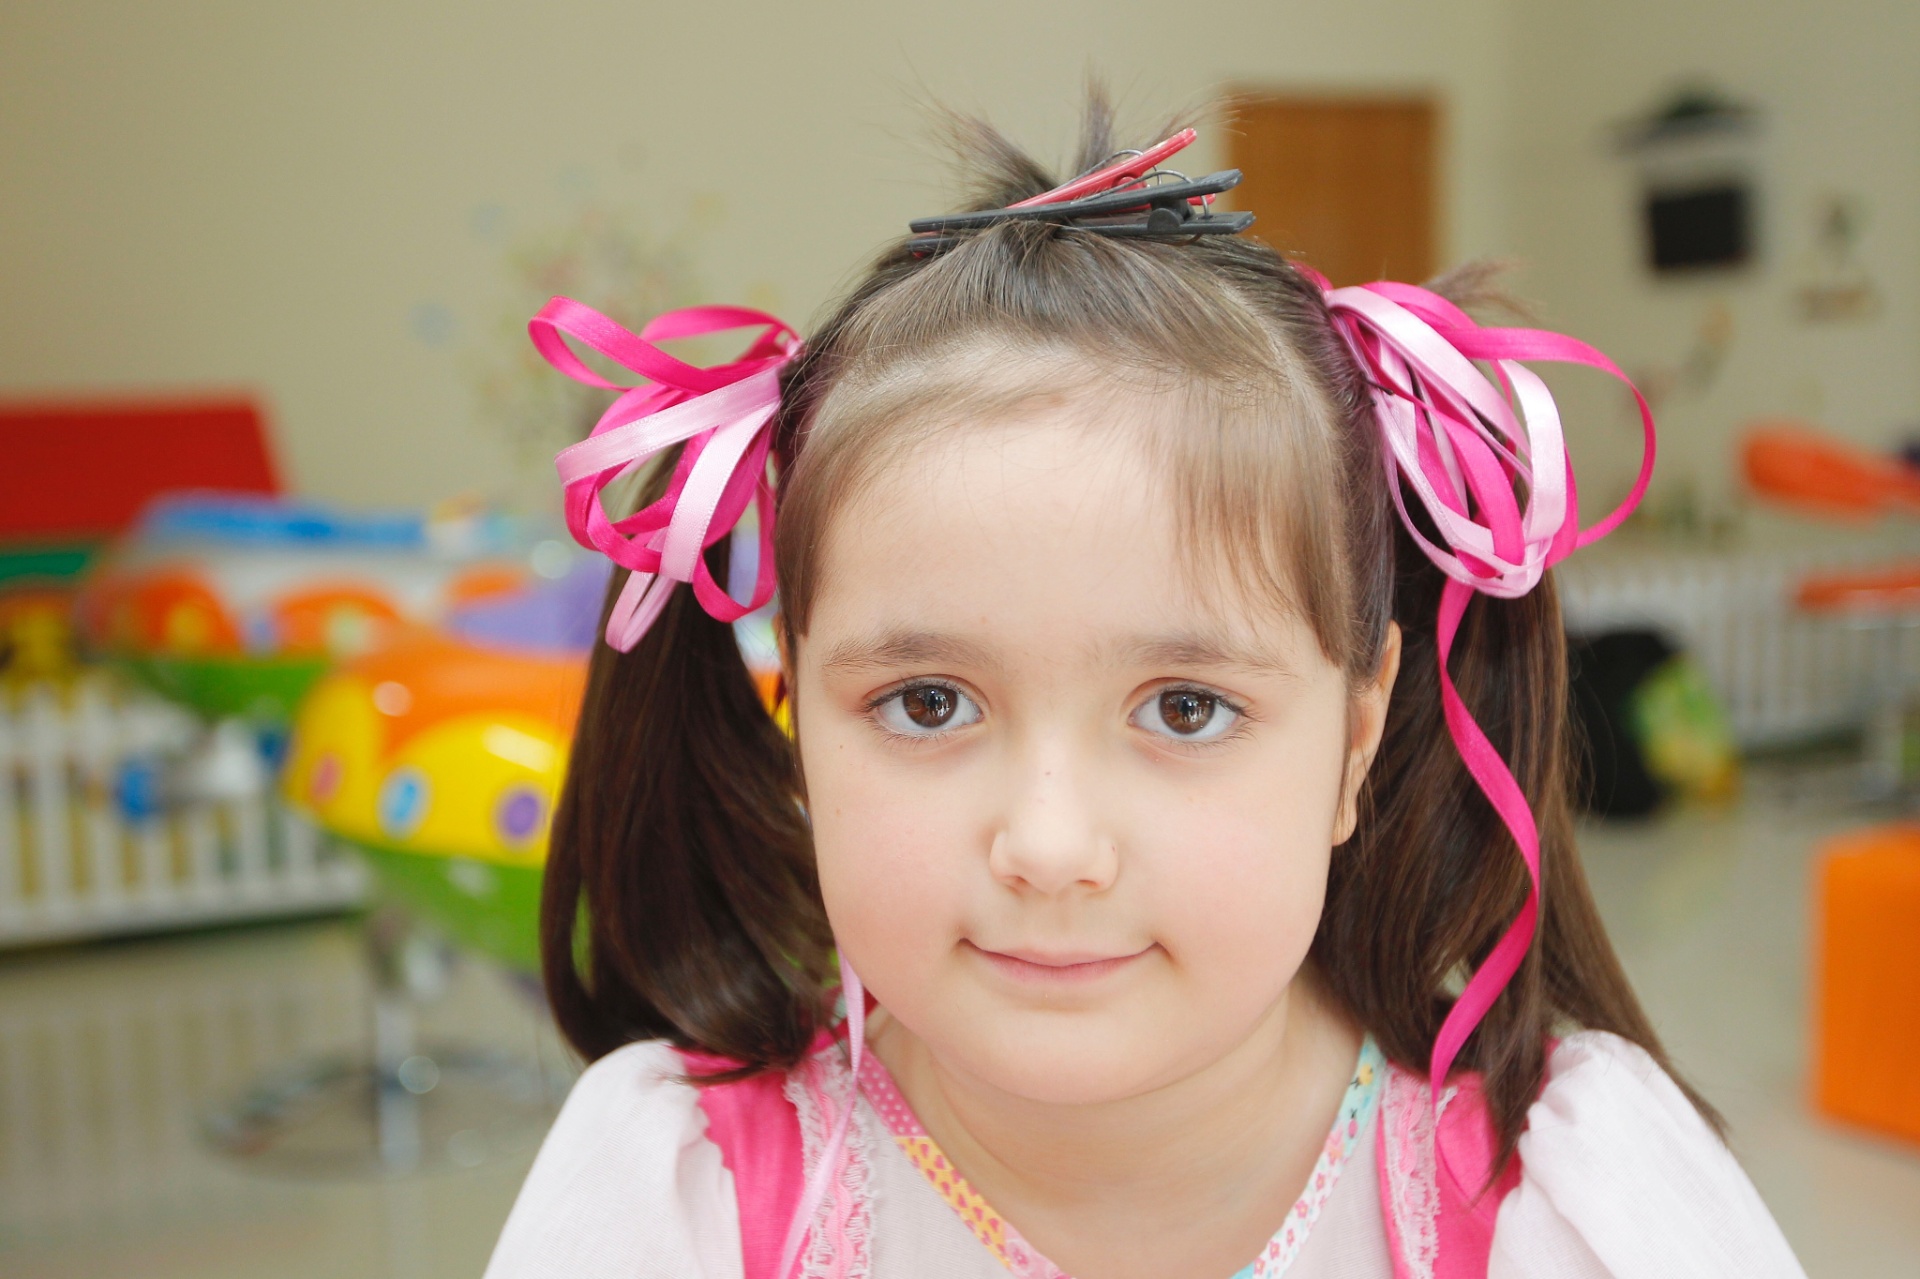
[1814,825,1920,1145]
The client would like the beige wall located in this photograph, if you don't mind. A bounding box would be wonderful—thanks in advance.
[1507,0,1920,527]
[0,0,1513,512]
[10,3,1913,529]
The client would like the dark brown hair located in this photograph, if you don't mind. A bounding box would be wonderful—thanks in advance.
[542,98,1714,1162]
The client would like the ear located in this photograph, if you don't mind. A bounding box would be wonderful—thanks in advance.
[1334,622,1401,845]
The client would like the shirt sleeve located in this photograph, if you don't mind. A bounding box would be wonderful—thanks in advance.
[484,1040,744,1279]
[1489,1031,1805,1278]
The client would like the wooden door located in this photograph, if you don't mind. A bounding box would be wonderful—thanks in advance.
[1226,97,1438,287]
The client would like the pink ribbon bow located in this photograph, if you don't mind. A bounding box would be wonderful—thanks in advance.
[531,298,802,651]
[1321,278,1655,1098]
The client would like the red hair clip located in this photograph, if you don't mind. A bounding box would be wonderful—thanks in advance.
[1009,127,1201,207]
[907,130,1253,255]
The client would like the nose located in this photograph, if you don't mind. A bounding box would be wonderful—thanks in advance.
[987,741,1118,896]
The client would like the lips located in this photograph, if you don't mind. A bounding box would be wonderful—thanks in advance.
[966,939,1153,983]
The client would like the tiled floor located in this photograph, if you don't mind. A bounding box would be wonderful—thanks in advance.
[1,773,1916,1277]
[0,921,562,1279]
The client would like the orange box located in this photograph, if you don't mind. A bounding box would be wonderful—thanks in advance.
[1813,824,1920,1146]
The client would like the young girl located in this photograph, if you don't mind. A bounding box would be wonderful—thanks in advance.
[485,107,1805,1279]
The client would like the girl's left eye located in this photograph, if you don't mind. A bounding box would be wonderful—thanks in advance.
[872,682,983,737]
[1130,687,1242,743]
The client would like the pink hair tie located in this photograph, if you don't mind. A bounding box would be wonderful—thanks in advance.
[1320,277,1655,1099]
[531,298,802,651]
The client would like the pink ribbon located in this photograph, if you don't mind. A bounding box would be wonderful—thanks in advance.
[531,298,802,650]
[1321,278,1655,1098]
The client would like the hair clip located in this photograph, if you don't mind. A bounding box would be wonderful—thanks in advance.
[1008,127,1202,208]
[907,127,1255,255]
[908,170,1254,253]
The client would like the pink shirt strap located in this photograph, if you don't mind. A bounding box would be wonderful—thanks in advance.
[681,1052,807,1279]
[1378,1063,1524,1279]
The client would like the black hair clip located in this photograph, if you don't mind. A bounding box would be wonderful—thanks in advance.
[907,169,1255,255]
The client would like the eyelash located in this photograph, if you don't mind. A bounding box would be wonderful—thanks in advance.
[864,679,984,745]
[861,680,1255,750]
[1134,683,1255,751]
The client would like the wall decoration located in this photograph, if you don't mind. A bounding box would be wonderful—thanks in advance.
[1616,87,1761,276]
[1794,195,1881,323]
[1637,301,1735,417]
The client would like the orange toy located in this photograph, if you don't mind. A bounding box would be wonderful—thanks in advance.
[1796,563,1920,615]
[1742,421,1920,519]
[271,583,406,653]
[1813,824,1920,1146]
[109,569,243,654]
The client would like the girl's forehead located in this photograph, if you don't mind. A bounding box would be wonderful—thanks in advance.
[823,399,1175,580]
[802,406,1314,667]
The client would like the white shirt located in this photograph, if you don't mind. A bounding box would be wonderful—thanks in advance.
[484,1031,1803,1278]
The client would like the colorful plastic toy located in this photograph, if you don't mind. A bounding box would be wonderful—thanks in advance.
[4,397,284,692]
[283,627,587,971]
[282,562,783,974]
[79,496,530,722]
[0,587,82,685]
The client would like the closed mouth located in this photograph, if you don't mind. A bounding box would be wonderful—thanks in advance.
[965,939,1154,983]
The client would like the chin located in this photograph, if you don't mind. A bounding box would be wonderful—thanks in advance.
[946,1011,1201,1106]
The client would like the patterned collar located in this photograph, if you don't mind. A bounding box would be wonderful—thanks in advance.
[856,1036,1387,1279]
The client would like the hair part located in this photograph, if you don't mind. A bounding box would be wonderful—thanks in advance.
[542,98,1716,1170]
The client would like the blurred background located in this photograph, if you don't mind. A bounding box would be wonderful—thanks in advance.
[3,1,1919,1275]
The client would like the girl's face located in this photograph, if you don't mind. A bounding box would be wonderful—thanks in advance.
[793,393,1394,1105]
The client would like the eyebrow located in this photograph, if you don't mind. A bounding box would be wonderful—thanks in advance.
[1105,632,1301,677]
[818,627,1298,680]
[817,629,1004,677]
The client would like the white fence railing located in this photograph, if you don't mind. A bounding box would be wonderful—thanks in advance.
[0,676,364,949]
[1559,546,1912,750]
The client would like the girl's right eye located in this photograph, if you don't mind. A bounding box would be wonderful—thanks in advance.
[871,682,982,738]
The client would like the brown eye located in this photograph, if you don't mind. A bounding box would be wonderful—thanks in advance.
[902,686,956,728]
[876,683,982,737]
[1159,690,1216,734]
[1131,687,1241,742]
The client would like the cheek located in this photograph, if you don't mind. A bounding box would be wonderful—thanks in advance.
[1144,814,1332,998]
[1127,712,1348,992]
[799,719,978,990]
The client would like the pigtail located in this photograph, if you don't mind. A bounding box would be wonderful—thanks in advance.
[1315,368,1721,1172]
[1318,540,1548,1150]
[542,504,832,1069]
